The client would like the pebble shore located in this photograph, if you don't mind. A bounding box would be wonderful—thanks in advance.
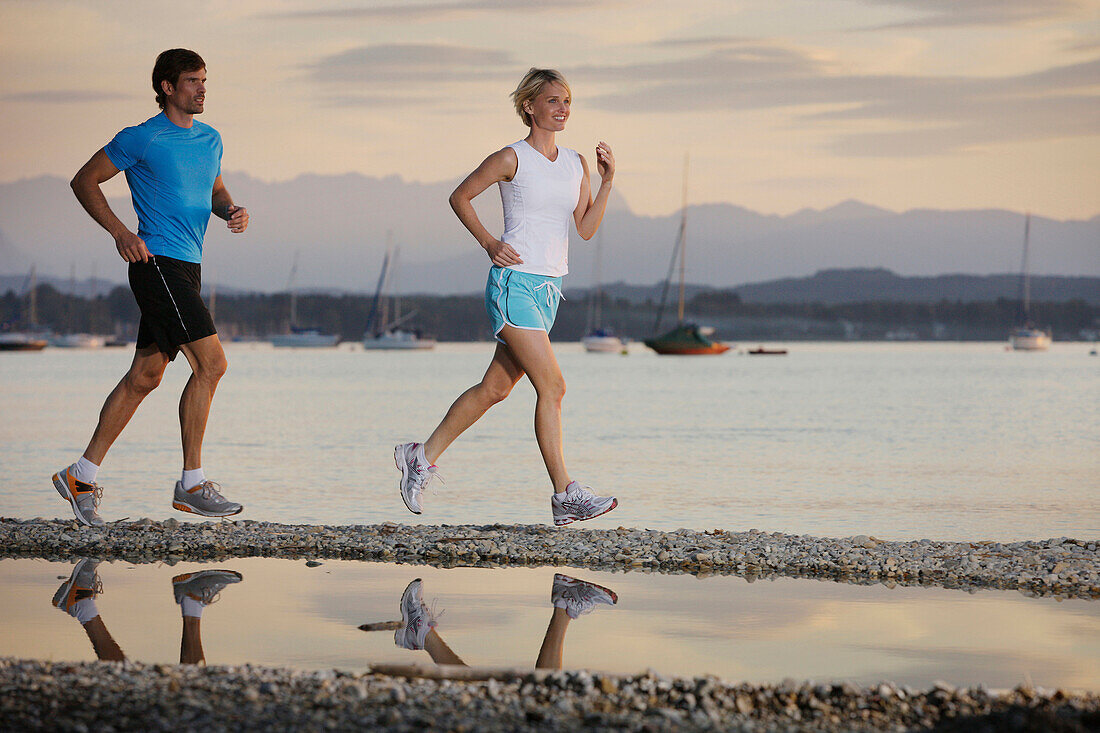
[3,517,1097,599]
[2,658,1097,732]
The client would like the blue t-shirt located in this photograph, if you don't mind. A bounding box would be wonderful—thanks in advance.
[104,112,222,263]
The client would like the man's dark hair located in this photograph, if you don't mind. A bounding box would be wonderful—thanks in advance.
[152,49,205,109]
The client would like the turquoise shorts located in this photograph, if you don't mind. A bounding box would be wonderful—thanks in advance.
[484,266,564,343]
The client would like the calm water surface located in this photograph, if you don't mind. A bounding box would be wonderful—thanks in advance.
[3,558,1096,690]
[1,342,1097,540]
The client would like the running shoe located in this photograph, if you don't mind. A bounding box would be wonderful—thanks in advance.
[551,573,618,619]
[394,578,439,651]
[394,443,442,515]
[52,466,105,527]
[172,480,243,517]
[550,481,617,526]
[52,558,103,615]
[172,569,243,606]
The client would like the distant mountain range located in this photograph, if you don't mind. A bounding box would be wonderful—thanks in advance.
[6,268,1099,307]
[1,173,1096,295]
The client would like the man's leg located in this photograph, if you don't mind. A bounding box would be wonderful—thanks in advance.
[422,342,524,464]
[176,334,227,472]
[180,617,205,664]
[84,345,169,465]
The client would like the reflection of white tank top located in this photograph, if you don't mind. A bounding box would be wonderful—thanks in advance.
[498,140,583,277]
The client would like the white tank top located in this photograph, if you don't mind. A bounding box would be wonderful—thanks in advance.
[498,140,583,277]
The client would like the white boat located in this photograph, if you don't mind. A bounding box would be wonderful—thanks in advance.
[582,329,627,353]
[362,239,436,350]
[1009,214,1052,351]
[270,251,340,348]
[1009,327,1051,351]
[363,328,437,350]
[270,328,340,348]
[50,333,106,348]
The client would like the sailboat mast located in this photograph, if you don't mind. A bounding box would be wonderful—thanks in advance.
[1020,213,1031,321]
[29,264,38,327]
[287,251,300,329]
[677,154,689,324]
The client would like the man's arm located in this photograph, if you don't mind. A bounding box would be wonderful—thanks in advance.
[211,175,249,233]
[70,149,151,262]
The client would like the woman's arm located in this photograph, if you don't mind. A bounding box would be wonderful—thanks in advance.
[574,141,615,241]
[449,147,524,267]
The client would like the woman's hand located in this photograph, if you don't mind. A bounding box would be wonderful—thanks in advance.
[595,141,615,182]
[485,238,524,267]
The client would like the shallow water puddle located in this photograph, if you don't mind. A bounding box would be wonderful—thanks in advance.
[2,558,1096,690]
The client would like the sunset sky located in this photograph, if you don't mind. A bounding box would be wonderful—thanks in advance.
[2,0,1098,219]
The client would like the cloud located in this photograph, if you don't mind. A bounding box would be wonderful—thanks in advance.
[263,0,596,22]
[856,0,1090,29]
[306,43,517,85]
[3,90,133,104]
[578,41,1100,156]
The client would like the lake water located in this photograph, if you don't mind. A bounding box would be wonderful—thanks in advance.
[4,557,1097,689]
[1,342,1097,541]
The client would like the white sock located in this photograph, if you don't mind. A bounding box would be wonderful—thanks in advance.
[181,468,205,491]
[72,457,99,484]
[72,598,100,625]
[180,597,205,618]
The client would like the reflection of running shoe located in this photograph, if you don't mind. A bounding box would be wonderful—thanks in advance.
[172,569,243,606]
[551,573,618,619]
[551,481,617,526]
[394,578,439,650]
[394,443,442,515]
[52,466,105,527]
[52,559,103,615]
[172,480,243,518]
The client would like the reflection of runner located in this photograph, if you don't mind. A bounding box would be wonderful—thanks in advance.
[395,68,618,526]
[54,48,249,526]
[386,574,616,670]
[51,559,242,665]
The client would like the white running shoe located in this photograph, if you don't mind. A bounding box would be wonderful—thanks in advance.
[551,481,617,526]
[551,573,618,619]
[394,443,442,515]
[394,578,439,651]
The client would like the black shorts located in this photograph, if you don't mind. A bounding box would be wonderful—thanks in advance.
[128,255,216,360]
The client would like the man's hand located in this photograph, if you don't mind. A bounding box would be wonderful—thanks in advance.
[226,205,249,233]
[114,230,151,263]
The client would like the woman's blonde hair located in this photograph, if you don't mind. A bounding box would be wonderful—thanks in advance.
[511,68,571,127]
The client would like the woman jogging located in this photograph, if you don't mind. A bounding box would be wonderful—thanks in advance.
[395,68,618,526]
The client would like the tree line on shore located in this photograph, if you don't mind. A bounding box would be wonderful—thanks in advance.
[2,284,1096,342]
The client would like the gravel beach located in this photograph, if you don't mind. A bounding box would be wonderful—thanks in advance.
[3,517,1097,599]
[2,658,1097,732]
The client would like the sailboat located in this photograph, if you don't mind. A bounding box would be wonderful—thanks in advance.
[1008,214,1052,351]
[0,265,48,351]
[270,251,340,348]
[582,231,628,354]
[644,156,730,356]
[363,238,436,350]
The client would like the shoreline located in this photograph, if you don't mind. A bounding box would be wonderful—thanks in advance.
[2,658,1097,732]
[3,518,1097,599]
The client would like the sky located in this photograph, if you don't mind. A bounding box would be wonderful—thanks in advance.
[1,0,1098,219]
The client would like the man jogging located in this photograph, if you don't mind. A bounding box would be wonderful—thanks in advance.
[55,48,249,525]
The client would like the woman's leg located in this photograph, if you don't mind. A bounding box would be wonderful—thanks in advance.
[495,325,570,493]
[422,343,524,464]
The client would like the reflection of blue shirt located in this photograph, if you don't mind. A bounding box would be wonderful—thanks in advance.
[104,112,222,263]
